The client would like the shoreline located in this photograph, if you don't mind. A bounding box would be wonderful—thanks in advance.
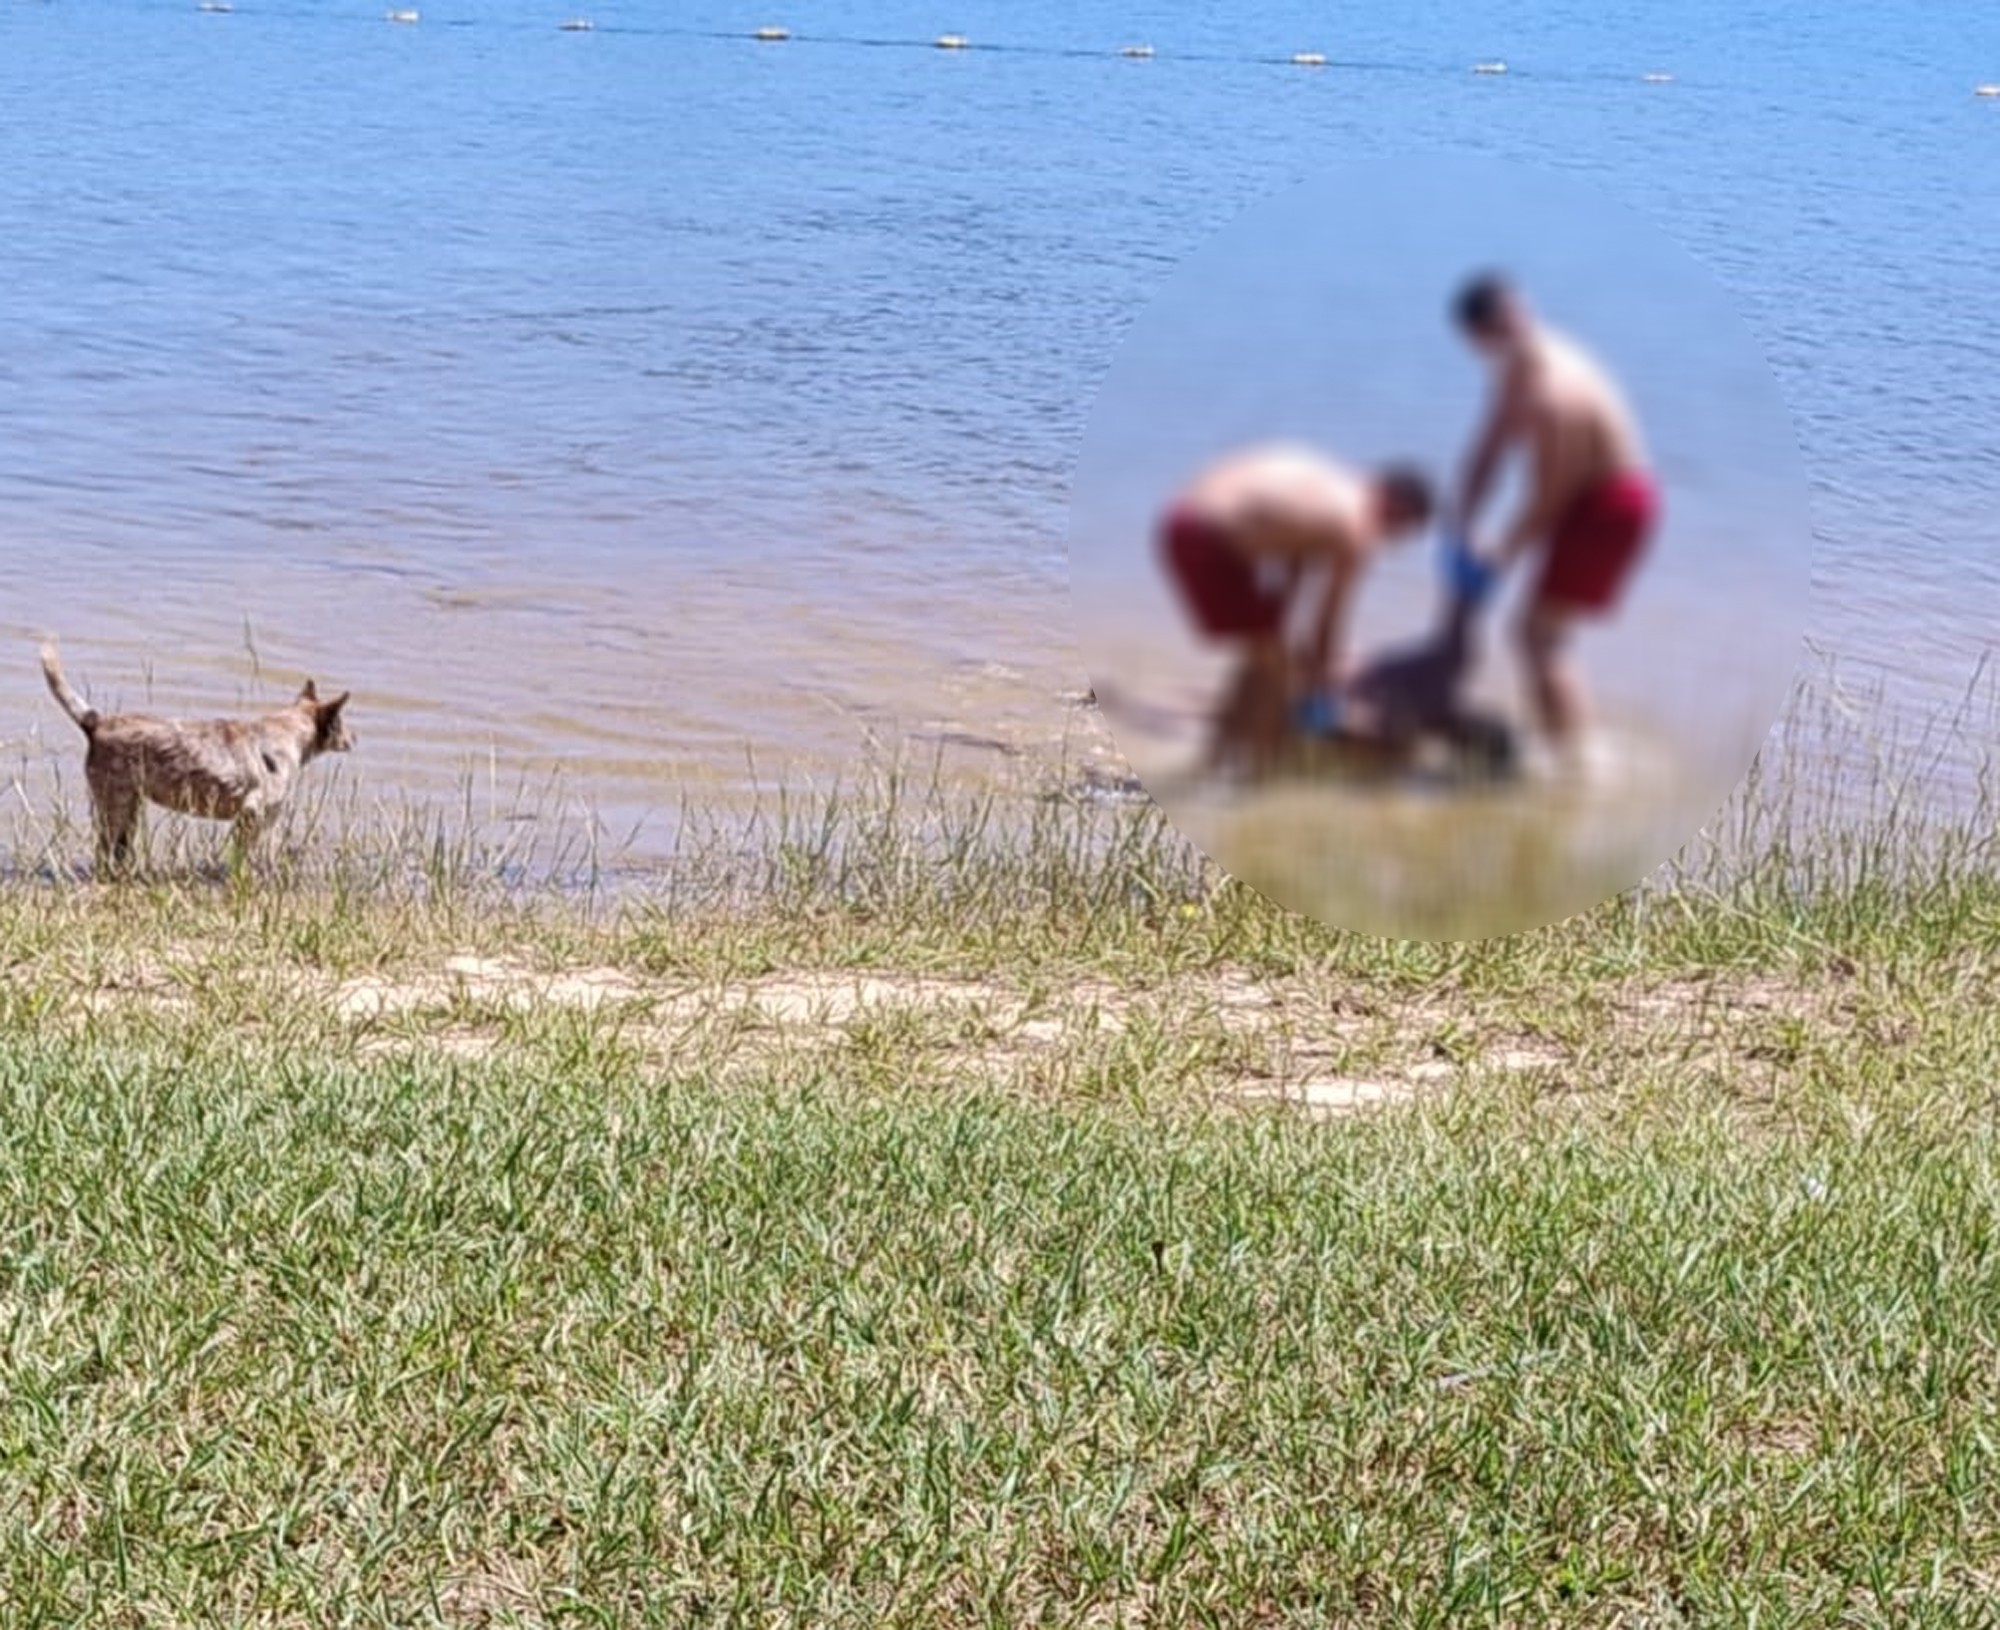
[4,642,1986,916]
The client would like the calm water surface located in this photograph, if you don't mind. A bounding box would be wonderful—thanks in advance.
[1,0,1996,870]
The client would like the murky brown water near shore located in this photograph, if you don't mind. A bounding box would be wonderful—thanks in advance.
[0,551,1117,872]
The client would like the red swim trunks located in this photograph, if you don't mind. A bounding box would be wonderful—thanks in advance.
[1531,469,1660,615]
[1158,505,1289,640]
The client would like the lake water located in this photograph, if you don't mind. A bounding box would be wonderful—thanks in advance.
[1,0,1997,884]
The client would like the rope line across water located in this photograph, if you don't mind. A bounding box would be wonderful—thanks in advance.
[179,5,1704,88]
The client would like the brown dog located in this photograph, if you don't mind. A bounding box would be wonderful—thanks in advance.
[1337,599,1519,780]
[1280,598,1519,785]
[40,640,353,872]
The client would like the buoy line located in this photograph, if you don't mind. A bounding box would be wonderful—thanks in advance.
[165,10,1710,89]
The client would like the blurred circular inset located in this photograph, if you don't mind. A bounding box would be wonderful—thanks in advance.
[1068,154,1813,939]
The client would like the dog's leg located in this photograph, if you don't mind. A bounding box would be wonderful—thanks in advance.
[92,789,140,879]
[229,806,274,881]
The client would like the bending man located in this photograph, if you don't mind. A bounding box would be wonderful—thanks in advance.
[1156,444,1434,777]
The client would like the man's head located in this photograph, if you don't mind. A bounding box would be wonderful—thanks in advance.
[1452,271,1528,355]
[1373,464,1436,537]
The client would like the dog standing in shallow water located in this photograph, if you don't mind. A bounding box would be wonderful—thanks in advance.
[40,641,353,873]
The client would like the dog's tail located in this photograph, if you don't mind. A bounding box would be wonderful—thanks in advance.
[39,641,99,736]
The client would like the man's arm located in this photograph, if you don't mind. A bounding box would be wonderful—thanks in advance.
[1454,366,1528,529]
[1489,413,1565,573]
[1304,550,1360,688]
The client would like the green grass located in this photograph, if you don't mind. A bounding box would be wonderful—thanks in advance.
[1,662,1998,1626]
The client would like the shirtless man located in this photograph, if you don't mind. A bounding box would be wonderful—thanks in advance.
[1446,273,1661,760]
[1155,444,1434,777]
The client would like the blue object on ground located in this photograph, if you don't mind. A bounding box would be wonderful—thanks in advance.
[1442,532,1499,607]
[1293,689,1344,737]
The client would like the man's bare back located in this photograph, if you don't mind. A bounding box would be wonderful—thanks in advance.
[1503,327,1647,517]
[1178,444,1377,565]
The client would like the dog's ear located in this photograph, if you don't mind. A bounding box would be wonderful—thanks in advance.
[319,691,350,715]
[298,679,319,703]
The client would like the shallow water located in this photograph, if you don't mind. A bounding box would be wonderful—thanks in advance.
[1,0,1996,876]
[1108,670,1717,938]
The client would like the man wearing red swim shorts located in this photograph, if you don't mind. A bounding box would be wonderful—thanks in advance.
[1156,444,1435,776]
[1446,273,1661,764]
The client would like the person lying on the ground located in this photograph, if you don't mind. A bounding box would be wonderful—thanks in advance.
[1156,444,1435,778]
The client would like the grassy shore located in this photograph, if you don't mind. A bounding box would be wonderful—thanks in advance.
[2,674,1999,1627]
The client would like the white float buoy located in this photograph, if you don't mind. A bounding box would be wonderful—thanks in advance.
[1977,83,2000,98]
[1642,71,1674,83]
[386,7,418,21]
[1119,43,1154,59]
[935,33,969,49]
[1473,60,1507,75]
[558,17,593,30]
[753,25,789,40]
[1291,51,1327,67]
